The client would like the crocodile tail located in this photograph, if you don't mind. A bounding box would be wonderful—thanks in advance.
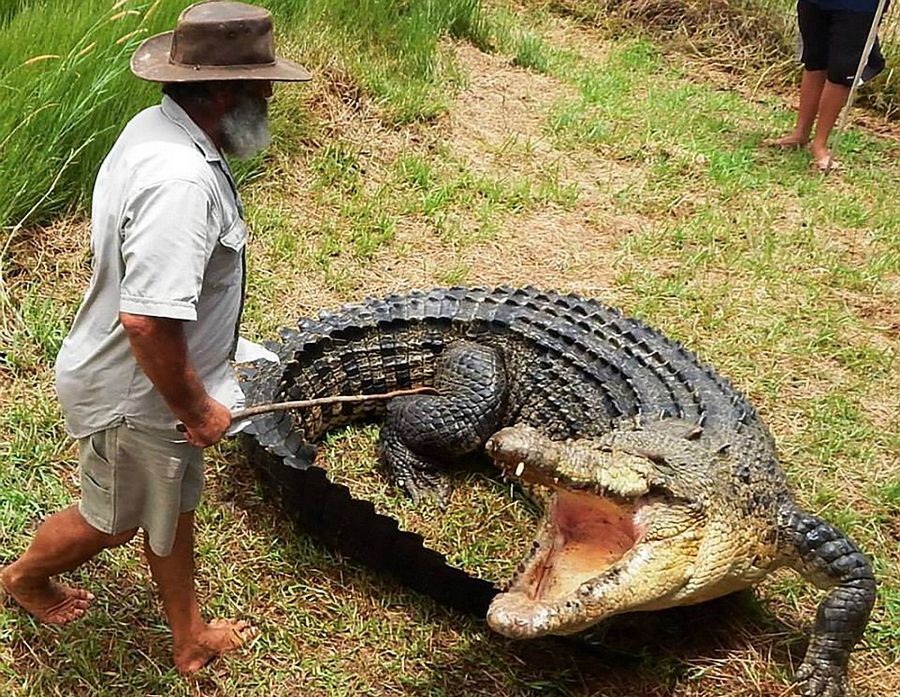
[241,412,498,616]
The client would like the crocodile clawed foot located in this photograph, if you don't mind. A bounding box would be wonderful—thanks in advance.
[396,469,452,509]
[795,660,849,697]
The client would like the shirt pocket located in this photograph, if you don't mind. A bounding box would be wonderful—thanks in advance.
[203,216,247,291]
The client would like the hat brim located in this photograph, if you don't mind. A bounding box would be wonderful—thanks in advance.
[131,31,312,83]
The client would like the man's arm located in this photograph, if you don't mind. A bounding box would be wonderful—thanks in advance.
[120,312,231,447]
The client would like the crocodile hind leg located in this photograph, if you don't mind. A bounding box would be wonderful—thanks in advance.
[781,508,876,697]
[379,341,508,505]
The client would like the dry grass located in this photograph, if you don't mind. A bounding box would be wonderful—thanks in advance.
[241,36,648,332]
[5,216,91,295]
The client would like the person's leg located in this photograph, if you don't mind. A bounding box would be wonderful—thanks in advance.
[144,511,256,674]
[766,0,829,147]
[811,8,882,169]
[0,505,136,624]
[772,69,827,147]
[809,80,851,168]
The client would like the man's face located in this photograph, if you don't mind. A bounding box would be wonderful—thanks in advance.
[218,81,273,159]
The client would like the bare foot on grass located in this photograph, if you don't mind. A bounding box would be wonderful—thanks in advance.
[810,142,840,172]
[174,618,258,674]
[762,133,809,149]
[0,566,95,624]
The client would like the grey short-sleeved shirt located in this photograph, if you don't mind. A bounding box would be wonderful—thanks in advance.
[55,96,247,438]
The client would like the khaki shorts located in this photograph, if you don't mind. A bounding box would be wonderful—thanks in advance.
[77,424,203,557]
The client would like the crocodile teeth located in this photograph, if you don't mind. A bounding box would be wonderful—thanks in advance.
[515,462,525,477]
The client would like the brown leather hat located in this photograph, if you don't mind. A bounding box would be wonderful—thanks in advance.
[131,1,311,82]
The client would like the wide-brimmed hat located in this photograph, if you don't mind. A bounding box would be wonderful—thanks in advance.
[131,1,311,83]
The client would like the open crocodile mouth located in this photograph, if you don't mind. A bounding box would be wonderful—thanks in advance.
[484,430,655,638]
[501,458,645,601]
[511,486,642,603]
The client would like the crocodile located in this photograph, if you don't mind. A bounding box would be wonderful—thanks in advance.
[239,286,875,697]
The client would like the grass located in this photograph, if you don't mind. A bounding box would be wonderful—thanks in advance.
[2,1,900,696]
[544,0,900,116]
[0,0,491,236]
[0,0,175,234]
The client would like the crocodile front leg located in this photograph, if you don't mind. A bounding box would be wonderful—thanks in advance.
[379,341,507,504]
[781,508,876,697]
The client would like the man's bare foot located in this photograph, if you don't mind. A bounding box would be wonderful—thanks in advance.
[762,134,809,149]
[174,619,258,674]
[0,565,95,624]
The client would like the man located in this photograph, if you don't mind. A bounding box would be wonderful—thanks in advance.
[766,0,886,170]
[0,1,309,674]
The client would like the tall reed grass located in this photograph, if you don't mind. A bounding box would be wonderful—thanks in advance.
[0,0,490,237]
[1,1,179,239]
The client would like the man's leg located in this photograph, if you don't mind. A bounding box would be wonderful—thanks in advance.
[766,0,828,148]
[0,505,136,624]
[769,69,827,147]
[144,511,256,674]
[809,79,851,169]
[809,8,880,170]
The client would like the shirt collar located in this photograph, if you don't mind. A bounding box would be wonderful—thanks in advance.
[160,95,222,163]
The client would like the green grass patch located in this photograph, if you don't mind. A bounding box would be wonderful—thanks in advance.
[0,0,495,237]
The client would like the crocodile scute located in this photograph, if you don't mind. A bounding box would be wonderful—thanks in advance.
[238,286,875,697]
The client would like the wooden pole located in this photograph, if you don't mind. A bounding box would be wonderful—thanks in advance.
[229,386,438,421]
[176,386,439,433]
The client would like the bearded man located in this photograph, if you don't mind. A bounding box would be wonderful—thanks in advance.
[0,1,309,673]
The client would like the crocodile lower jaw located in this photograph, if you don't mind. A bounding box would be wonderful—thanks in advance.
[488,487,645,637]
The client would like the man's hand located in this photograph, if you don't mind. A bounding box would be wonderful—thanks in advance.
[181,397,232,448]
[120,312,233,447]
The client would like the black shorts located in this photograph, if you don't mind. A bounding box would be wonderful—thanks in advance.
[798,0,886,86]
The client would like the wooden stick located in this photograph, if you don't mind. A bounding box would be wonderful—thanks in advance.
[176,386,438,433]
[230,386,439,421]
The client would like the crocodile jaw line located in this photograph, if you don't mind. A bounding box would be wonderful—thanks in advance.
[489,482,646,638]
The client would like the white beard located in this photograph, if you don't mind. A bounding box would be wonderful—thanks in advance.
[220,95,271,159]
